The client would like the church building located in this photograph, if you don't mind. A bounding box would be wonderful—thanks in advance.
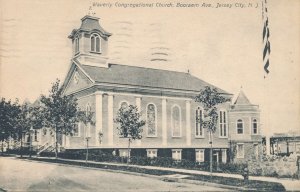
[38,15,263,163]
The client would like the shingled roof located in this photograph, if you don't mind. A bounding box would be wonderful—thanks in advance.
[78,63,231,95]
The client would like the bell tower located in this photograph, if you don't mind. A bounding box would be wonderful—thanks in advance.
[68,15,112,67]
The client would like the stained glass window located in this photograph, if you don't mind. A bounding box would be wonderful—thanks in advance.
[147,104,156,136]
[172,105,181,137]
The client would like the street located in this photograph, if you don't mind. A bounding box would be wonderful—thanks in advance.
[0,157,226,191]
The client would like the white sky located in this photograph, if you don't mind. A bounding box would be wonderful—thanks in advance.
[0,0,299,135]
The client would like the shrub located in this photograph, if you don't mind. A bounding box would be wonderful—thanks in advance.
[57,150,274,176]
[40,151,56,157]
[130,156,151,165]
[218,162,246,174]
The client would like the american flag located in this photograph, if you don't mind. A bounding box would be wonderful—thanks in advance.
[262,0,271,78]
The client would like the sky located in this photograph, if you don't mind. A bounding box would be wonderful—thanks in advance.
[0,0,299,136]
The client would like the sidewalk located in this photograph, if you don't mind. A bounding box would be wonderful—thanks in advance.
[35,157,300,191]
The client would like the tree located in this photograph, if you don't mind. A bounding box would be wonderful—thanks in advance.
[14,103,44,157]
[40,79,79,158]
[114,105,145,163]
[14,103,31,157]
[77,110,95,162]
[0,98,20,154]
[195,86,231,174]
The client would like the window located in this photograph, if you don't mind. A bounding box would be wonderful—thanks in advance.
[34,130,38,141]
[237,119,243,134]
[147,104,157,137]
[237,144,244,158]
[74,72,79,84]
[86,103,91,114]
[75,36,79,54]
[119,149,130,157]
[73,123,80,137]
[195,107,203,137]
[172,105,181,137]
[172,149,182,160]
[221,149,227,163]
[219,110,227,137]
[147,149,157,158]
[91,34,101,53]
[195,149,205,162]
[120,101,129,109]
[252,119,258,134]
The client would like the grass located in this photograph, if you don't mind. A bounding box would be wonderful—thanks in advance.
[185,175,285,192]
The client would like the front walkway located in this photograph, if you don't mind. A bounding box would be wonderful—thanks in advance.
[36,157,300,191]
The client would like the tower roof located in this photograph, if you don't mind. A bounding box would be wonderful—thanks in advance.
[234,90,252,105]
[68,15,112,39]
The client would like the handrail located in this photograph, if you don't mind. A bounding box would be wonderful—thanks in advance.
[37,142,55,155]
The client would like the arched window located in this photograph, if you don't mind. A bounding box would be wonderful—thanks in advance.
[252,119,258,134]
[91,34,101,53]
[172,105,181,137]
[219,110,227,137]
[86,103,91,115]
[237,119,243,134]
[120,101,129,109]
[147,104,157,137]
[75,36,79,54]
[195,107,203,137]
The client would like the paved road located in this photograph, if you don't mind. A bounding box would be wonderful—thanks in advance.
[0,157,226,191]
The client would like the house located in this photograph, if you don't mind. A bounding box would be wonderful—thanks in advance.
[36,15,263,163]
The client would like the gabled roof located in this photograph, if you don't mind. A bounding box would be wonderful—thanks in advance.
[234,90,252,105]
[78,62,231,95]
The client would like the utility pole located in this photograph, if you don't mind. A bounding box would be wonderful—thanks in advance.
[209,131,213,175]
[85,137,90,163]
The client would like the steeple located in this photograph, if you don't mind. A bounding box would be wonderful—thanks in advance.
[68,15,112,68]
[234,89,252,105]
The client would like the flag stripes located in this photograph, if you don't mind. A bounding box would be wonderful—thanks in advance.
[262,0,271,77]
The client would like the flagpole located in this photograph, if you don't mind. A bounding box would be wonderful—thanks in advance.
[262,0,271,156]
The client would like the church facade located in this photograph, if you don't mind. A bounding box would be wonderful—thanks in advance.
[38,15,263,163]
